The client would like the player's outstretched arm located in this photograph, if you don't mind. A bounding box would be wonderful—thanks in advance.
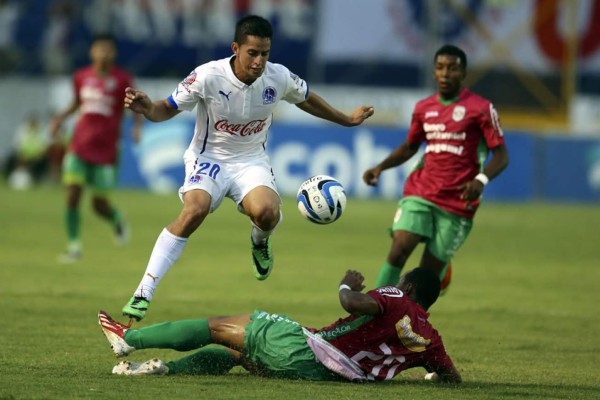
[338,270,380,316]
[363,141,420,186]
[124,87,181,122]
[49,98,80,138]
[295,92,374,127]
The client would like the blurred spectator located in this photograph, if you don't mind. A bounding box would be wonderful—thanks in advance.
[0,0,20,74]
[42,0,76,75]
[5,113,49,189]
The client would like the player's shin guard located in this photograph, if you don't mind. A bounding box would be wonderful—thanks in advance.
[65,207,80,242]
[133,228,188,301]
[124,319,212,351]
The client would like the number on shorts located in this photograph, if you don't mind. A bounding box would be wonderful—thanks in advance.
[196,162,221,179]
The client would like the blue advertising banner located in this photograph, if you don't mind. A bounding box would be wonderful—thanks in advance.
[117,119,599,203]
[267,124,539,202]
[540,137,600,201]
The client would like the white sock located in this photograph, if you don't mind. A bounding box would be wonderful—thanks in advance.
[251,211,282,245]
[134,228,187,301]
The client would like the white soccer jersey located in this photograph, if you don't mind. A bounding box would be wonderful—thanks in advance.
[167,56,309,161]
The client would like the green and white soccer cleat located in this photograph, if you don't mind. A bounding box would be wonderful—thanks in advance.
[58,249,82,263]
[251,237,273,281]
[98,310,136,357]
[112,359,169,376]
[122,296,150,321]
[58,242,82,263]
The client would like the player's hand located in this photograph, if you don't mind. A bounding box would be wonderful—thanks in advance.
[363,166,382,186]
[347,105,374,126]
[459,179,484,202]
[124,87,153,115]
[341,270,366,292]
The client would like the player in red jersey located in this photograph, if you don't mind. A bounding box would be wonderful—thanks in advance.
[98,268,461,383]
[50,34,143,262]
[363,44,509,291]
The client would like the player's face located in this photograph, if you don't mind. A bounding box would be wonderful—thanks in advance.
[434,54,465,99]
[231,35,271,84]
[90,40,116,71]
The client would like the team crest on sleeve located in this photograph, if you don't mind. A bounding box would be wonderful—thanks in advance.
[180,70,197,93]
[263,86,277,104]
[452,105,466,122]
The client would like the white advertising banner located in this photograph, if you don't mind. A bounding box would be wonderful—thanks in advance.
[316,0,600,72]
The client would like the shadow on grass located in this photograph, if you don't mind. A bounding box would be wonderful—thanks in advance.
[231,375,598,396]
[341,378,599,397]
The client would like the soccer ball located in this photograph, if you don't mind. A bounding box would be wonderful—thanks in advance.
[296,175,347,224]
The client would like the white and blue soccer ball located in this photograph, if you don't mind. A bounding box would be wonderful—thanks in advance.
[297,175,347,224]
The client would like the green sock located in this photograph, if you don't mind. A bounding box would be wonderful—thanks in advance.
[124,319,212,351]
[65,207,80,242]
[375,262,402,287]
[111,209,122,227]
[166,347,236,375]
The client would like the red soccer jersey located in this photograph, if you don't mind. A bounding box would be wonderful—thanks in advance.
[69,66,133,164]
[314,287,454,381]
[403,88,505,218]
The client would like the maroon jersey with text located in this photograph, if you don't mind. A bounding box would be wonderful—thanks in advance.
[313,287,454,381]
[69,66,133,164]
[403,88,505,218]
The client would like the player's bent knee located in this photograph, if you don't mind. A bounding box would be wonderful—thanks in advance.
[257,208,279,226]
[249,205,280,229]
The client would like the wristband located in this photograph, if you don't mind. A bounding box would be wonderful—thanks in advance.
[339,284,351,292]
[474,173,489,186]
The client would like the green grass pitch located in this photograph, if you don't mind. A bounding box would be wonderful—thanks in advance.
[0,186,599,399]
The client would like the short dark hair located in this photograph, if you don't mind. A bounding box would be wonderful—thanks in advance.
[91,33,116,46]
[403,267,441,310]
[234,15,272,44]
[434,44,467,70]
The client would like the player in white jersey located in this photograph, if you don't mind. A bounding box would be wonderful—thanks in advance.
[121,15,375,321]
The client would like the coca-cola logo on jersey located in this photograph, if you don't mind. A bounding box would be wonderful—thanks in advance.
[214,119,267,137]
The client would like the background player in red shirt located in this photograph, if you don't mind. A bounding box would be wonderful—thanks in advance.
[98,268,461,383]
[50,34,143,262]
[363,44,509,292]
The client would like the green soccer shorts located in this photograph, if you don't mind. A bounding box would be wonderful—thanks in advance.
[392,196,473,262]
[62,152,116,195]
[244,310,338,381]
